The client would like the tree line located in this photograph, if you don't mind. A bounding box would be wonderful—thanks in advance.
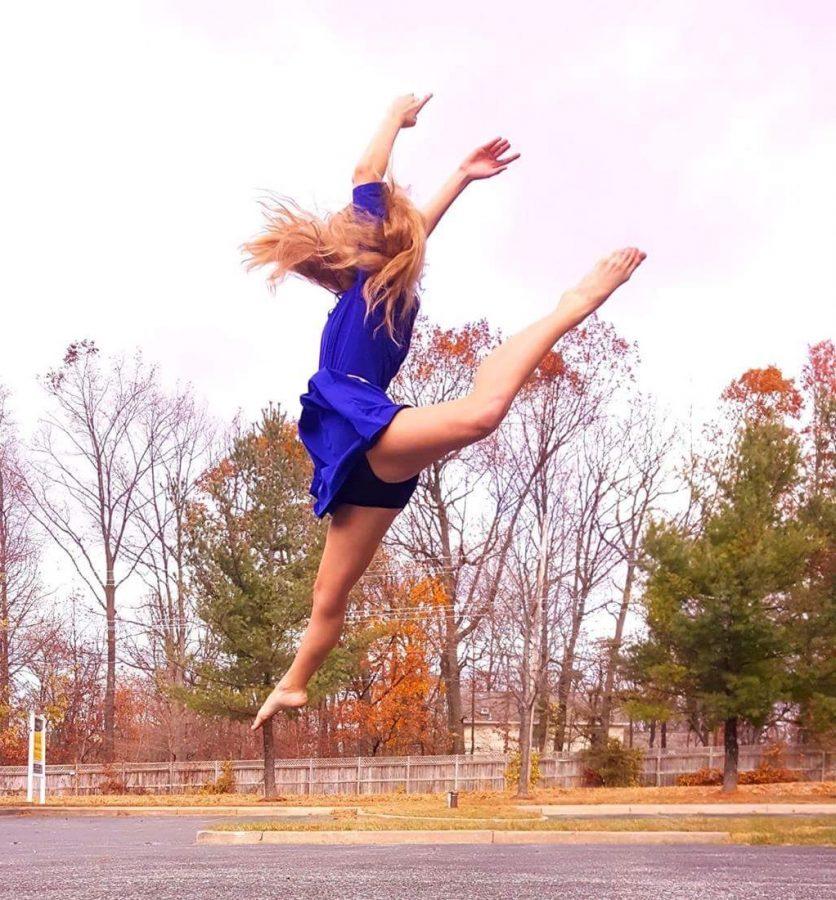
[0,326,832,796]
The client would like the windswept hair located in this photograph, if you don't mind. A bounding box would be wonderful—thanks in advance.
[243,178,426,340]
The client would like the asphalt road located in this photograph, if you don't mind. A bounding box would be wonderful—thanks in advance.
[1,815,834,900]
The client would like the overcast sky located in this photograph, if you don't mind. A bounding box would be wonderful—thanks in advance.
[2,0,834,438]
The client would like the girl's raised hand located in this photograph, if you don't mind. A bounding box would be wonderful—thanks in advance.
[390,93,433,128]
[460,138,520,180]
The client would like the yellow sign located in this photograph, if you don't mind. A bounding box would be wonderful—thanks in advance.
[33,730,44,764]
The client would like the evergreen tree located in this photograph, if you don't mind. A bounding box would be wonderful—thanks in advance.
[631,420,813,790]
[788,341,836,742]
[180,405,326,798]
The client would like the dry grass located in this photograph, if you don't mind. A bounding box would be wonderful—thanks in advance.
[0,780,832,809]
[522,780,835,805]
[214,812,836,846]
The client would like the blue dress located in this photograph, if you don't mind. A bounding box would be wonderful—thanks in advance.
[298,182,419,518]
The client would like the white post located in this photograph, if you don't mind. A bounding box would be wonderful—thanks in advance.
[405,756,411,794]
[39,718,47,804]
[26,711,34,803]
[454,755,459,791]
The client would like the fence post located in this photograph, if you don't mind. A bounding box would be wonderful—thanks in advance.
[822,750,827,783]
[168,761,174,795]
[655,749,662,787]
[454,756,459,791]
[356,757,362,796]
[405,756,411,794]
[708,744,714,771]
[308,759,314,796]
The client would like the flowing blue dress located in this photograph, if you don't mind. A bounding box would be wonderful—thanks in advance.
[298,182,419,518]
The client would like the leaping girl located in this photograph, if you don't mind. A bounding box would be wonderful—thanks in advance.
[245,94,645,730]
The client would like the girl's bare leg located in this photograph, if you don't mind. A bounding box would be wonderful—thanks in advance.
[252,504,399,730]
[252,248,645,730]
[368,247,646,482]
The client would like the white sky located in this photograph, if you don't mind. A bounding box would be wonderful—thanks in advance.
[2,0,834,440]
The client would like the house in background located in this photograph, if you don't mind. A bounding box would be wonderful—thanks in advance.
[461,690,631,754]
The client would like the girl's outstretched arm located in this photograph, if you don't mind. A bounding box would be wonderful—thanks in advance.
[353,93,432,185]
[422,137,520,236]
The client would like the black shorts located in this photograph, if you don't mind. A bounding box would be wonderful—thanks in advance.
[332,453,419,512]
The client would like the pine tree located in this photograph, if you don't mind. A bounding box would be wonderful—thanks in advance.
[632,420,813,791]
[180,405,326,798]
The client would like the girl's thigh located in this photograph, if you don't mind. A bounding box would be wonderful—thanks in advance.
[314,504,401,600]
[366,398,479,483]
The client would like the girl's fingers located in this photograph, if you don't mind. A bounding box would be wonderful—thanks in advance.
[497,152,520,165]
[417,93,433,111]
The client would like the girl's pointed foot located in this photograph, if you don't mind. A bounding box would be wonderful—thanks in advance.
[561,247,647,318]
[251,681,308,731]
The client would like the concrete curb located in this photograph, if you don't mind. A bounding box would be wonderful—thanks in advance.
[0,805,342,818]
[519,803,836,818]
[196,829,731,846]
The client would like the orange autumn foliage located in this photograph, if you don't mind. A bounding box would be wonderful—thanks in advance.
[405,319,497,388]
[348,620,435,756]
[342,574,444,755]
[722,365,803,421]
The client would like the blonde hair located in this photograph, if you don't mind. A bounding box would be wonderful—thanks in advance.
[243,178,426,340]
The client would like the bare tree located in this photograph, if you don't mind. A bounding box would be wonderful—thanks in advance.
[27,342,158,759]
[0,388,47,734]
[593,398,675,745]
[128,389,214,760]
[499,501,563,797]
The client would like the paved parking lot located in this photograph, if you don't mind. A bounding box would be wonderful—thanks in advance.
[1,814,834,900]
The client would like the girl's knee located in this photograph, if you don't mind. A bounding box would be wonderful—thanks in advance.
[311,581,347,619]
[465,395,508,441]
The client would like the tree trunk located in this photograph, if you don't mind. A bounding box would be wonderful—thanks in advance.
[533,693,550,752]
[661,720,667,750]
[722,716,739,793]
[596,563,636,746]
[0,480,10,733]
[552,595,584,752]
[649,719,656,749]
[262,717,277,800]
[0,570,9,733]
[552,645,576,751]
[441,623,465,753]
[169,665,186,762]
[103,577,116,761]
[516,701,534,799]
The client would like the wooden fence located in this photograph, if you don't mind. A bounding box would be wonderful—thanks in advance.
[0,746,831,797]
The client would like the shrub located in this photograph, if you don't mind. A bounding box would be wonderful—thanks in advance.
[676,767,723,787]
[505,751,541,789]
[201,760,236,795]
[676,744,796,787]
[582,739,644,787]
[98,764,128,795]
[740,743,795,784]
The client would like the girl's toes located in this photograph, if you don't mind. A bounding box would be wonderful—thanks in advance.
[627,250,646,274]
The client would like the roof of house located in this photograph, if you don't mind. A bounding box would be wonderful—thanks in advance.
[461,690,631,727]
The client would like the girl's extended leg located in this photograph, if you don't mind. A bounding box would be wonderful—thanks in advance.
[367,247,646,482]
[252,504,399,730]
